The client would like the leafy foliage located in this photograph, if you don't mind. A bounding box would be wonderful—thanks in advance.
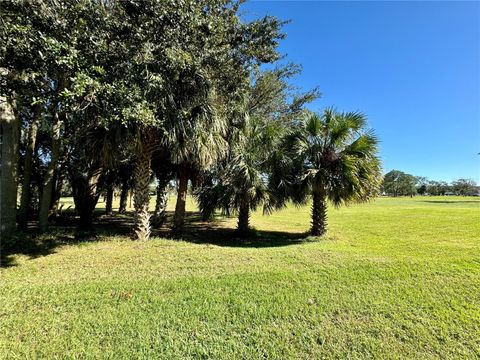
[382,170,417,197]
[290,109,382,206]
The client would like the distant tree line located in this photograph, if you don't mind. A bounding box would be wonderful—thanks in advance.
[382,170,479,197]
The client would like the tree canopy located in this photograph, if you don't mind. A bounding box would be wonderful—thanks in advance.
[1,0,385,241]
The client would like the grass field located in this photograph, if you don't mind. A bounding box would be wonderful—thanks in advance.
[1,196,479,359]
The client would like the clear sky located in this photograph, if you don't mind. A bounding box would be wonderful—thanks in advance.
[241,1,480,183]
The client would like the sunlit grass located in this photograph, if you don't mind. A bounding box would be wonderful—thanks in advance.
[1,196,479,358]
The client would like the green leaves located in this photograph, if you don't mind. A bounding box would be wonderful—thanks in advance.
[306,114,323,137]
[122,102,156,127]
[289,109,382,207]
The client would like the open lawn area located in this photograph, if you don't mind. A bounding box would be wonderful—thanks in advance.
[1,196,479,359]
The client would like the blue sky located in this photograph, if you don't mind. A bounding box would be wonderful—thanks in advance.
[242,1,480,183]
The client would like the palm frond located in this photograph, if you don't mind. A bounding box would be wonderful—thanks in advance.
[284,109,382,207]
[306,113,322,137]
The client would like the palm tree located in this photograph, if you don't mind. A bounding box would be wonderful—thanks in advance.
[167,88,228,235]
[196,65,319,235]
[68,120,135,232]
[196,115,286,235]
[291,109,382,236]
[221,120,277,235]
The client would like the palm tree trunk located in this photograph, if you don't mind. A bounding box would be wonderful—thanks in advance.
[237,199,250,235]
[77,193,99,232]
[18,105,40,229]
[38,111,62,232]
[118,180,129,214]
[311,190,327,236]
[71,167,103,232]
[0,95,19,238]
[133,133,156,240]
[172,164,189,234]
[152,176,169,227]
[78,203,94,230]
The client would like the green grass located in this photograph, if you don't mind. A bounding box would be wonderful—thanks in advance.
[1,196,479,359]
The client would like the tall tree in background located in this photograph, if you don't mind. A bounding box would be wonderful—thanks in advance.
[451,178,478,196]
[383,170,416,197]
[157,3,286,235]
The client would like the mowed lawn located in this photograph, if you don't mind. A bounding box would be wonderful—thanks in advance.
[1,196,479,359]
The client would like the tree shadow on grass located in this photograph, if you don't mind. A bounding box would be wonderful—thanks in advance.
[178,226,312,248]
[0,211,132,268]
[0,229,94,268]
[151,211,312,248]
[1,210,311,268]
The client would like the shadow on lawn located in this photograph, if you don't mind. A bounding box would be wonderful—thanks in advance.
[148,211,310,248]
[0,209,131,268]
[165,220,310,248]
[0,229,97,268]
[1,210,309,268]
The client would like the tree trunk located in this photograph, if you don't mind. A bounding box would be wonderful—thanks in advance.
[201,205,216,222]
[71,167,102,232]
[38,110,62,232]
[18,105,40,229]
[105,183,114,215]
[152,175,169,227]
[311,190,327,236]
[236,199,250,235]
[172,163,189,234]
[133,133,156,240]
[0,95,19,238]
[77,197,97,231]
[48,150,68,220]
[118,180,129,214]
[50,165,65,216]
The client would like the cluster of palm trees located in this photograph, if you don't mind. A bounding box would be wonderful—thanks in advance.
[0,1,382,243]
[197,108,382,236]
